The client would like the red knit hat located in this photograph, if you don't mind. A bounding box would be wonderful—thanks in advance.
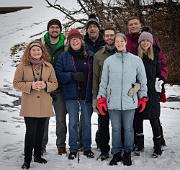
[68,29,83,41]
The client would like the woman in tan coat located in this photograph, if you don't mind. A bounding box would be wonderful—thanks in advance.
[13,40,58,169]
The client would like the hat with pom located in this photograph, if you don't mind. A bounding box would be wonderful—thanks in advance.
[86,14,100,30]
[68,29,83,40]
[47,19,62,31]
[138,31,153,44]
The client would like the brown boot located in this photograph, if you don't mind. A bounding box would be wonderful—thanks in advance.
[58,147,67,155]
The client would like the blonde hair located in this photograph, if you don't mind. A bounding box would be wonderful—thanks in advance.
[138,44,154,60]
[21,40,49,65]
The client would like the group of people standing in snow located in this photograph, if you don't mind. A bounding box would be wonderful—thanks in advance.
[13,14,168,169]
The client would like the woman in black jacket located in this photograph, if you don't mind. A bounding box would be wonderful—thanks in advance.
[134,31,163,158]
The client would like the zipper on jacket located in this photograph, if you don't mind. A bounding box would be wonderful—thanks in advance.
[84,56,91,104]
[132,96,135,103]
[108,88,112,103]
[121,53,124,110]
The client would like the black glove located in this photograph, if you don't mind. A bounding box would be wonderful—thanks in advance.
[71,72,85,82]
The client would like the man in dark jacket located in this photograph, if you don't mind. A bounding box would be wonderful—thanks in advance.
[84,14,105,54]
[93,26,116,160]
[78,14,105,150]
[41,19,67,155]
[126,16,168,147]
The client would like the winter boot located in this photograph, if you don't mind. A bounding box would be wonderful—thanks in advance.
[34,156,47,163]
[109,152,122,166]
[134,133,144,156]
[159,122,166,147]
[57,147,67,155]
[68,152,77,160]
[152,136,162,158]
[161,137,166,147]
[21,162,30,169]
[123,151,132,166]
[98,152,109,161]
[41,147,46,156]
[83,150,94,158]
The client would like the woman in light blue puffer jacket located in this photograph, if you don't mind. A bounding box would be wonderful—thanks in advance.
[97,33,147,166]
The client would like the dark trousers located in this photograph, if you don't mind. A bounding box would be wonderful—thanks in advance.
[42,90,67,149]
[134,116,161,138]
[96,113,110,154]
[24,117,46,163]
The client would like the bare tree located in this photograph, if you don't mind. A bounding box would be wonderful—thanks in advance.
[45,0,180,84]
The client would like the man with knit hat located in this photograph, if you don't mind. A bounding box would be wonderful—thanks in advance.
[81,14,105,150]
[84,14,105,54]
[41,18,67,155]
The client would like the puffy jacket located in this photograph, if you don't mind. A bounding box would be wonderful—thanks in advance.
[55,50,94,102]
[137,46,161,119]
[98,52,147,110]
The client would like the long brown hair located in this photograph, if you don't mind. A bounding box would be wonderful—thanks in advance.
[138,44,154,60]
[21,40,49,65]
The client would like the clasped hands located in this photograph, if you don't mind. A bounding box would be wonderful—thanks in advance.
[32,81,46,91]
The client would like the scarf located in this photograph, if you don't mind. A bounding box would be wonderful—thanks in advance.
[68,46,85,58]
[30,57,44,71]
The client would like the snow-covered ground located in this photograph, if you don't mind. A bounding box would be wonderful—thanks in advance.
[0,0,180,170]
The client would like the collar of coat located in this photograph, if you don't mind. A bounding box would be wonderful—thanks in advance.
[44,32,65,49]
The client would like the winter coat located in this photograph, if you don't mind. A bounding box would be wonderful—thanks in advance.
[93,46,116,99]
[136,46,161,119]
[84,33,105,54]
[126,32,168,80]
[98,52,147,110]
[55,49,94,102]
[41,32,65,67]
[13,61,58,117]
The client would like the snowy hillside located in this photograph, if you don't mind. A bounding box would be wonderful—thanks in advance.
[0,1,180,170]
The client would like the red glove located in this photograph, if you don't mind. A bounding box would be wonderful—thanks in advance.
[97,97,108,116]
[160,91,167,103]
[138,97,148,113]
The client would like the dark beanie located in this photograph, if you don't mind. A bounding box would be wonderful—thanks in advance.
[86,14,100,30]
[47,19,62,31]
[68,29,83,41]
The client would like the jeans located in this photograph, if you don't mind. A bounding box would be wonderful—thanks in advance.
[109,109,135,154]
[24,117,46,163]
[66,100,93,152]
[42,89,67,149]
